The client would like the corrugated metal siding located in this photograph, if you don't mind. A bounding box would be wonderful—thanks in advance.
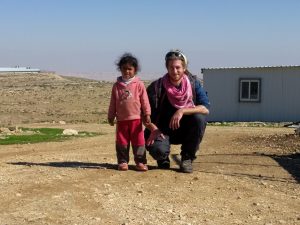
[282,70,300,120]
[203,66,300,122]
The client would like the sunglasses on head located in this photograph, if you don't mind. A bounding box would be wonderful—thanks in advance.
[165,51,185,61]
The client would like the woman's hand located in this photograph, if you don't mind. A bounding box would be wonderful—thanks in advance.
[169,108,184,130]
[108,118,115,126]
[146,128,165,146]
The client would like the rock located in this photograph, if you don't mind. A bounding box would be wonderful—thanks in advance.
[8,126,17,131]
[260,181,268,186]
[251,215,259,220]
[62,129,78,135]
[59,120,66,125]
[104,183,111,188]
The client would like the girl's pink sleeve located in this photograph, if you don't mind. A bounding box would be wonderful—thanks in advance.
[108,85,116,119]
[140,82,151,115]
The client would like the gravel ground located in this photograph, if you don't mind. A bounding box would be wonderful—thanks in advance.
[0,124,299,225]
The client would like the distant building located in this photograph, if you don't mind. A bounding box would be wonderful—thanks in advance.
[202,65,300,122]
[0,66,40,73]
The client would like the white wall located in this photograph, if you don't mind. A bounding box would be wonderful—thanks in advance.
[0,67,40,73]
[203,66,300,122]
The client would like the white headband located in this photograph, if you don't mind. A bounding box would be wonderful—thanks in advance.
[165,50,188,65]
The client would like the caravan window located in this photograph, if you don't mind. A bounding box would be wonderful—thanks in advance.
[239,79,261,102]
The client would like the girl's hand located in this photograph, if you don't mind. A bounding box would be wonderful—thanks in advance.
[143,115,151,126]
[169,108,184,130]
[146,128,165,146]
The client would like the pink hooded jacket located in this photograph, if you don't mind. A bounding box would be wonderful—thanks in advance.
[108,76,151,122]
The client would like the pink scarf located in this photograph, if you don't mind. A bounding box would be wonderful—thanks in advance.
[162,74,195,109]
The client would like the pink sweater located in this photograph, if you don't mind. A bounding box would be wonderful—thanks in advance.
[108,76,151,121]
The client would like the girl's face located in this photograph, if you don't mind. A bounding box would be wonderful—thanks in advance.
[120,63,136,80]
[167,59,185,85]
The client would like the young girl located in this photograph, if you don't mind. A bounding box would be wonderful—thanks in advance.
[108,53,151,171]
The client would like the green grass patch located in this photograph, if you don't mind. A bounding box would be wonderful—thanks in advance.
[0,127,100,145]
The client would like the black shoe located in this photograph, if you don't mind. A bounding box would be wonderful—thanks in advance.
[180,159,193,173]
[157,158,170,169]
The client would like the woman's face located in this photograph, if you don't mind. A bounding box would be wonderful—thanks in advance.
[120,63,136,80]
[167,59,185,85]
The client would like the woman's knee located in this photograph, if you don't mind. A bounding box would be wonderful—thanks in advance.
[190,114,207,128]
[145,137,170,160]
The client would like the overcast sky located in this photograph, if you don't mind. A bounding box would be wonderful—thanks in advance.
[1,0,299,80]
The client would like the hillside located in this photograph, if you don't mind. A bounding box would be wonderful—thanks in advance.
[0,73,113,126]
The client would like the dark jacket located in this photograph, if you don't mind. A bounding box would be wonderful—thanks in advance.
[146,74,210,131]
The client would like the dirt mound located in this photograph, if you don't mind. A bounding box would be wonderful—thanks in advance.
[237,132,300,155]
[0,73,68,87]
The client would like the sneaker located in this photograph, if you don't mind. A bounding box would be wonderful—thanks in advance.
[118,162,128,171]
[180,159,193,173]
[135,163,148,172]
[157,158,170,169]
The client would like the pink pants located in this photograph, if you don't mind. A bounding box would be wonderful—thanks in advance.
[116,119,146,164]
[116,119,145,146]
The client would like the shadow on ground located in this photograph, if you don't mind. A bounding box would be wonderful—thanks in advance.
[172,153,299,183]
[270,152,300,183]
[7,152,300,181]
[8,161,157,171]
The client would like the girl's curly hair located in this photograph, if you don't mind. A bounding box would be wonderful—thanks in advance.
[116,53,140,72]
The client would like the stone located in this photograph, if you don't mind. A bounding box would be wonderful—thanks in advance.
[62,129,78,135]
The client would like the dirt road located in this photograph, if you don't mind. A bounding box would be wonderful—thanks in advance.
[0,124,299,225]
